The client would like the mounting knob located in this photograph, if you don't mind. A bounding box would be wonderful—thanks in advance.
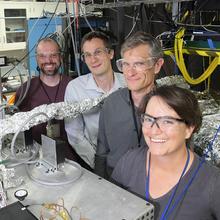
[14,189,28,201]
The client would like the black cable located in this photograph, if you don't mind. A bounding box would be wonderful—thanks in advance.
[124,6,141,39]
[153,4,176,29]
[193,0,210,14]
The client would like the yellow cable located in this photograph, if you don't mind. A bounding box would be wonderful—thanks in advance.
[7,94,16,105]
[43,203,69,220]
[176,29,219,84]
[174,28,220,85]
[177,29,219,83]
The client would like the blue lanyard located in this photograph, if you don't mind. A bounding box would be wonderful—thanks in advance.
[145,148,190,220]
[146,152,151,201]
[164,157,205,219]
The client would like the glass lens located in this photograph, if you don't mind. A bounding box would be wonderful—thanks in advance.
[141,114,184,130]
[141,114,154,128]
[116,59,123,72]
[81,48,109,62]
[116,57,156,72]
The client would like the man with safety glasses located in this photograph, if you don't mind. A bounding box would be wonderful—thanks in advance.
[65,31,126,170]
[95,31,164,179]
[15,37,72,147]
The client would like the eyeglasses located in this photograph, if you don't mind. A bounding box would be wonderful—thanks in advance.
[36,52,60,60]
[116,57,157,72]
[141,113,185,130]
[81,48,110,61]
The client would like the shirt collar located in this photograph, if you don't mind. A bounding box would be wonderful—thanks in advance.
[85,72,123,93]
[85,73,100,91]
[110,72,124,92]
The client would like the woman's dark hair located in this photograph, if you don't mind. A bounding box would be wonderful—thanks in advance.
[139,85,202,134]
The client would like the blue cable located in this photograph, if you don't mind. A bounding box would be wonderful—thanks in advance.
[203,124,220,159]
[207,38,215,49]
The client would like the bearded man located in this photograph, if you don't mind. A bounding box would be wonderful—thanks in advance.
[15,37,72,146]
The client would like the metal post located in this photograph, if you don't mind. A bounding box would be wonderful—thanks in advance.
[0,68,4,160]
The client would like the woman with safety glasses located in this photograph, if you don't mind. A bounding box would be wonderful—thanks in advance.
[111,85,220,220]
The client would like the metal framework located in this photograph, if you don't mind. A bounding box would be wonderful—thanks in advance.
[85,0,193,10]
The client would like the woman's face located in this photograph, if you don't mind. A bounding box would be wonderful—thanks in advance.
[142,96,194,157]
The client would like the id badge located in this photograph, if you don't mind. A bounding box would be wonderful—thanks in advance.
[46,120,60,138]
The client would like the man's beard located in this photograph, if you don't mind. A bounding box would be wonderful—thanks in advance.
[39,63,61,76]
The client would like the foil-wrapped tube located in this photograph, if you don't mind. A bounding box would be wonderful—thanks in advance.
[194,113,220,165]
[1,74,220,166]
[0,94,107,139]
[156,75,190,89]
[192,91,220,165]
[195,91,220,116]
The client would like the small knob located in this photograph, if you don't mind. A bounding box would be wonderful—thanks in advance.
[14,189,28,201]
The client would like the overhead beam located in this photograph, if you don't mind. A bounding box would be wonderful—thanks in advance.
[86,0,193,10]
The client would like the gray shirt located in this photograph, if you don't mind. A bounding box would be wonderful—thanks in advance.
[95,87,147,178]
[112,146,220,220]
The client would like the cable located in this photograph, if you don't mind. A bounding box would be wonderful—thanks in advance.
[79,4,94,32]
[42,202,72,220]
[26,1,47,43]
[202,25,218,33]
[6,142,40,168]
[109,8,141,20]
[0,104,7,113]
[11,63,32,108]
[62,16,76,34]
[124,7,140,39]
[0,61,30,111]
[65,0,81,76]
[15,74,32,108]
[175,21,220,28]
[203,124,220,160]
[7,2,63,108]
[174,27,220,85]
[27,199,72,220]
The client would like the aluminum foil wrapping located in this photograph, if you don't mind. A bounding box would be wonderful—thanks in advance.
[1,74,220,165]
[194,113,220,165]
[0,180,7,208]
[0,164,24,189]
[191,91,220,165]
[195,92,220,116]
[156,75,190,89]
[0,94,107,139]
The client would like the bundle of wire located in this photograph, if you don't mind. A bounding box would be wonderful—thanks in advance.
[174,27,220,85]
